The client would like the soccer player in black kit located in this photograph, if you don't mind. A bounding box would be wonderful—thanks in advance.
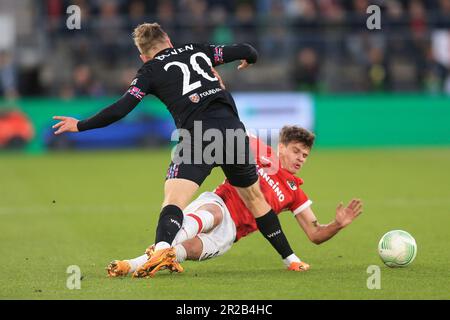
[53,23,303,277]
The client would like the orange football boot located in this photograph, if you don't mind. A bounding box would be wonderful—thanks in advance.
[106,260,131,277]
[132,247,184,278]
[287,261,310,272]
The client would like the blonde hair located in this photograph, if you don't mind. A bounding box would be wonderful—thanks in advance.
[132,23,168,55]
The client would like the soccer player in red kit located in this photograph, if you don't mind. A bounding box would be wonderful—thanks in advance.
[108,126,363,277]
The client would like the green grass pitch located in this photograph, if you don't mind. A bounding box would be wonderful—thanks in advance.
[1,147,449,299]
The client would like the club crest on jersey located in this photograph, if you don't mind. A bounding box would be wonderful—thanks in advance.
[189,93,200,103]
[287,180,297,191]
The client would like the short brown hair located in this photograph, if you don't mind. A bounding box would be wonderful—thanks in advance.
[279,125,315,149]
[132,23,168,55]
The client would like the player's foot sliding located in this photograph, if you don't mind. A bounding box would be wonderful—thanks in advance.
[287,261,310,272]
[132,247,184,278]
[106,260,131,277]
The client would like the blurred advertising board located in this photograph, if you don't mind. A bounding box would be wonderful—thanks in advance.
[233,93,314,132]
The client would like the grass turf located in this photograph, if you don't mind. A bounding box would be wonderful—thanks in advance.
[0,147,449,299]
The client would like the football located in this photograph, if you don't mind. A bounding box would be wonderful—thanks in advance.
[378,230,417,267]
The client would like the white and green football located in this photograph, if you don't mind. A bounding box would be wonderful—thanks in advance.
[378,230,417,267]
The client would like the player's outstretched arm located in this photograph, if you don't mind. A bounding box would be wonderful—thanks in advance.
[295,199,363,245]
[52,93,140,135]
[208,43,258,70]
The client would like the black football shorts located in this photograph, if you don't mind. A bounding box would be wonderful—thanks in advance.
[165,104,258,188]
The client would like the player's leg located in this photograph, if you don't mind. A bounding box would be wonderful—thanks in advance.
[132,178,199,278]
[174,237,203,261]
[174,199,236,263]
[172,202,223,245]
[154,178,199,251]
[221,122,296,262]
[109,193,224,277]
[106,253,149,277]
[134,193,234,277]
[231,177,296,262]
[153,160,213,251]
[131,163,212,278]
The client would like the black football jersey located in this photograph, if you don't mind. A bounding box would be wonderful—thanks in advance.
[127,43,256,129]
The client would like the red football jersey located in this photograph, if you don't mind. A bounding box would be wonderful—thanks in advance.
[214,136,312,241]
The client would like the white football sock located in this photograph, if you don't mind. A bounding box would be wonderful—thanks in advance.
[154,241,171,251]
[282,253,301,267]
[128,254,148,272]
[172,210,215,245]
[174,244,187,263]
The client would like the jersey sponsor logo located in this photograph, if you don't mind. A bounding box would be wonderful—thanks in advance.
[199,87,222,98]
[287,180,297,191]
[128,86,145,100]
[130,78,137,86]
[189,93,200,103]
[257,167,285,202]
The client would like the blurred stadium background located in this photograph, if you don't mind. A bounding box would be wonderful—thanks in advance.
[1,0,450,299]
[1,0,450,151]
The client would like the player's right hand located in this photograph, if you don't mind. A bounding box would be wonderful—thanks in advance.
[335,199,363,228]
[52,116,79,135]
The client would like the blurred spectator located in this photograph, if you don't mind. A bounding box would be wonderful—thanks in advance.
[421,45,448,94]
[0,51,18,100]
[320,0,345,23]
[10,0,450,96]
[409,0,428,41]
[94,0,126,65]
[178,0,211,43]
[366,47,389,91]
[290,47,321,92]
[233,2,258,44]
[385,0,409,55]
[289,0,320,49]
[72,64,104,97]
[349,0,370,30]
[156,0,178,44]
[45,0,63,35]
[260,0,290,58]
[127,0,147,34]
[210,5,234,44]
[436,0,450,28]
[346,0,385,66]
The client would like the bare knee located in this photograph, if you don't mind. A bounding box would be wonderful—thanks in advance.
[162,179,199,209]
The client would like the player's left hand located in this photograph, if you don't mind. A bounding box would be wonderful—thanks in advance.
[52,116,79,135]
[237,60,250,70]
[335,199,363,228]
